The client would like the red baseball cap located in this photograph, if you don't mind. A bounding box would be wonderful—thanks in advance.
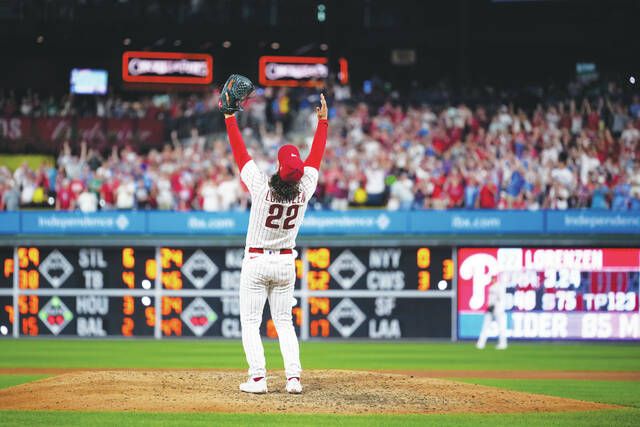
[278,145,304,183]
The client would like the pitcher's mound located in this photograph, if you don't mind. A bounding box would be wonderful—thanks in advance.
[0,370,615,414]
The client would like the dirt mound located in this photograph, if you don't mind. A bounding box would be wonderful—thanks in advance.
[0,370,616,414]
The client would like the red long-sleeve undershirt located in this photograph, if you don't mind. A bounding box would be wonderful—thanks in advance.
[304,119,328,170]
[225,116,251,171]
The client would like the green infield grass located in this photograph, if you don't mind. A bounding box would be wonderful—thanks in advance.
[456,378,640,408]
[0,340,637,426]
[0,374,48,389]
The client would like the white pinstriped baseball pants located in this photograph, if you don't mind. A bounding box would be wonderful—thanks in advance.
[240,252,301,379]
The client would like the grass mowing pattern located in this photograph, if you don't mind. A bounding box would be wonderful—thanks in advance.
[1,340,639,371]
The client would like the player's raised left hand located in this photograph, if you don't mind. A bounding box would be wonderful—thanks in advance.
[316,93,328,120]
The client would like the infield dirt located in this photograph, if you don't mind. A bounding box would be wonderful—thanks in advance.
[0,370,618,414]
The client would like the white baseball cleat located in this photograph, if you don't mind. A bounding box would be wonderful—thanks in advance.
[240,377,267,394]
[496,343,508,350]
[286,377,303,394]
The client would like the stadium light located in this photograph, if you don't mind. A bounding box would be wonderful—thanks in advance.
[270,42,280,50]
[317,4,326,22]
[222,40,232,48]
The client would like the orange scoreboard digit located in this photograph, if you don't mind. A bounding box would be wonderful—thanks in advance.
[8,247,158,337]
[304,246,454,339]
[0,248,14,336]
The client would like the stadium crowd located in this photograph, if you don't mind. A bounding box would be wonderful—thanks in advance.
[0,89,220,120]
[1,82,640,212]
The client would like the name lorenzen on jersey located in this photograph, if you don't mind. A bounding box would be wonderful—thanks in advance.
[265,190,307,204]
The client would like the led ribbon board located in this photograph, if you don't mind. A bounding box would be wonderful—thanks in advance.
[259,56,330,87]
[122,51,213,84]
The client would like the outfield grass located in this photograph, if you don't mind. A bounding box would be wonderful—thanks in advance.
[0,409,638,427]
[1,340,639,371]
[0,154,54,171]
[456,379,640,408]
[0,340,638,426]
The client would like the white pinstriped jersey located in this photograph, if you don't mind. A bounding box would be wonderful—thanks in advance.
[241,160,318,250]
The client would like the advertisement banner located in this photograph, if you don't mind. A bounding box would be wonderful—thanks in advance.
[122,51,213,85]
[546,211,640,234]
[76,118,106,145]
[3,210,640,236]
[147,212,248,234]
[0,117,31,141]
[259,56,329,87]
[301,211,406,234]
[21,212,146,234]
[410,210,544,234]
[457,247,640,340]
[136,118,165,145]
[0,212,20,234]
[107,118,135,145]
[35,117,73,146]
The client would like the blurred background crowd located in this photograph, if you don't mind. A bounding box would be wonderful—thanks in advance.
[1,78,639,212]
[1,0,639,212]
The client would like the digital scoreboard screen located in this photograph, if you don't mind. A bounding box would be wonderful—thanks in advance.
[1,245,454,339]
[0,248,13,336]
[305,247,453,339]
[13,247,156,337]
[17,246,156,289]
[307,297,451,339]
[20,295,155,337]
[458,248,640,340]
[305,247,453,291]
[159,247,302,338]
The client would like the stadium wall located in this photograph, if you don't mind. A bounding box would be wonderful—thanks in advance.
[1,210,639,236]
[0,210,638,342]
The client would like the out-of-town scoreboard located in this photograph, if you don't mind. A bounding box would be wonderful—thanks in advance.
[1,245,637,341]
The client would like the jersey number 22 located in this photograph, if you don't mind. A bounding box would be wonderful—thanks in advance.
[265,204,300,230]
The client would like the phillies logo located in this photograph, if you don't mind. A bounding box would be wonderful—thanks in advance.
[458,248,526,310]
[459,253,499,310]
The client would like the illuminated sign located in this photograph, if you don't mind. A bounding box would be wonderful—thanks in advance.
[122,51,213,84]
[1,245,453,339]
[338,58,349,85]
[458,248,640,341]
[13,247,157,337]
[259,56,329,87]
[304,247,453,339]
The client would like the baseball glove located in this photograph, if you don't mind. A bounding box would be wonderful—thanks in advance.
[219,74,255,114]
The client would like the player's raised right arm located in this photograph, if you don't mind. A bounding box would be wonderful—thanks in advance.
[304,94,329,170]
[224,114,252,171]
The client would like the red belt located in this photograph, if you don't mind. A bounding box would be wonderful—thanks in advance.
[248,248,293,254]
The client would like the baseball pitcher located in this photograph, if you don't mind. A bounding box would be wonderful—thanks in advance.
[476,278,508,350]
[219,75,328,394]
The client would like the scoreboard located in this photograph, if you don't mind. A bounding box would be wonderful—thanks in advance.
[304,247,453,338]
[3,244,637,340]
[6,246,157,337]
[458,247,640,340]
[0,245,454,339]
